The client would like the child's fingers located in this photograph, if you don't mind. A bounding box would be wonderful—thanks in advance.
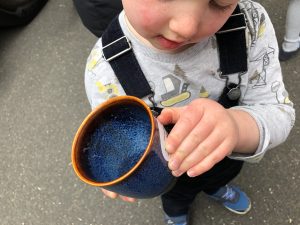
[119,196,136,202]
[157,107,184,125]
[172,128,222,175]
[101,189,136,202]
[165,104,204,154]
[101,188,118,199]
[186,140,233,177]
[168,116,215,172]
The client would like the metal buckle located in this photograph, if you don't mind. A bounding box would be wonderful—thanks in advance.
[216,13,246,34]
[102,36,132,62]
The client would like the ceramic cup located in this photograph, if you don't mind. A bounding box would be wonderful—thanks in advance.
[71,96,176,198]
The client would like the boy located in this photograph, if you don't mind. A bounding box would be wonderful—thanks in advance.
[84,0,295,224]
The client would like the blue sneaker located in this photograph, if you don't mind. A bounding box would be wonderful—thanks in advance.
[164,214,189,225]
[207,185,251,214]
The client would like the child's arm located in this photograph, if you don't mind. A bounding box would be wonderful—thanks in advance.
[157,98,260,177]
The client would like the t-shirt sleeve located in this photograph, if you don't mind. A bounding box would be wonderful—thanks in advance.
[84,38,125,110]
[229,2,295,163]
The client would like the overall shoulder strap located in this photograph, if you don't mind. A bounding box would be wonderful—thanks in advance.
[101,17,153,98]
[216,5,248,75]
[215,5,248,108]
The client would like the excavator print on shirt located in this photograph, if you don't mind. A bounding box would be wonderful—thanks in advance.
[160,64,190,107]
[160,64,209,107]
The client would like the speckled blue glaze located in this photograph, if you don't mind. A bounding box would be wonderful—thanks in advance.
[80,105,151,182]
[104,119,177,198]
[79,103,176,198]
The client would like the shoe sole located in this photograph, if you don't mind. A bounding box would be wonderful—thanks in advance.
[279,48,300,61]
[223,200,252,215]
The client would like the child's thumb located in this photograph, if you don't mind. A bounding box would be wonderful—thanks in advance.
[157,107,185,125]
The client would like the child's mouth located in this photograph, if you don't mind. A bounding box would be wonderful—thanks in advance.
[156,36,184,50]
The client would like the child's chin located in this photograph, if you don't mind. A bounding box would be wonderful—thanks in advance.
[150,41,188,53]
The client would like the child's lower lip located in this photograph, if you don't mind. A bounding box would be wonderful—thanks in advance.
[156,36,183,49]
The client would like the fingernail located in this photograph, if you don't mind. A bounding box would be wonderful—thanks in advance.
[172,170,183,177]
[187,170,196,177]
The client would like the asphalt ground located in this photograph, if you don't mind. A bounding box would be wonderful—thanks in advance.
[0,0,299,224]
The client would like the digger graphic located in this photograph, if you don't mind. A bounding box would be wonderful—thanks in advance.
[160,74,191,107]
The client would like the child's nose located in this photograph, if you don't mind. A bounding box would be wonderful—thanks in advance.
[169,14,200,40]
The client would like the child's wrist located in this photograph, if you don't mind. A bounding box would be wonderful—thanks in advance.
[227,108,259,154]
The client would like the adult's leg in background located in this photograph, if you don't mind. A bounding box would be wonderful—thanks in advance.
[73,0,122,37]
[282,0,300,52]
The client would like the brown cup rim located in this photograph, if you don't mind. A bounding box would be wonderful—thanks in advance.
[71,96,155,187]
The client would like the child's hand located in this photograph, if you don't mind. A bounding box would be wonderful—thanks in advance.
[157,98,240,178]
[101,188,136,202]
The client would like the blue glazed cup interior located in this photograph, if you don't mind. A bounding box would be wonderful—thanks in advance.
[72,96,156,186]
